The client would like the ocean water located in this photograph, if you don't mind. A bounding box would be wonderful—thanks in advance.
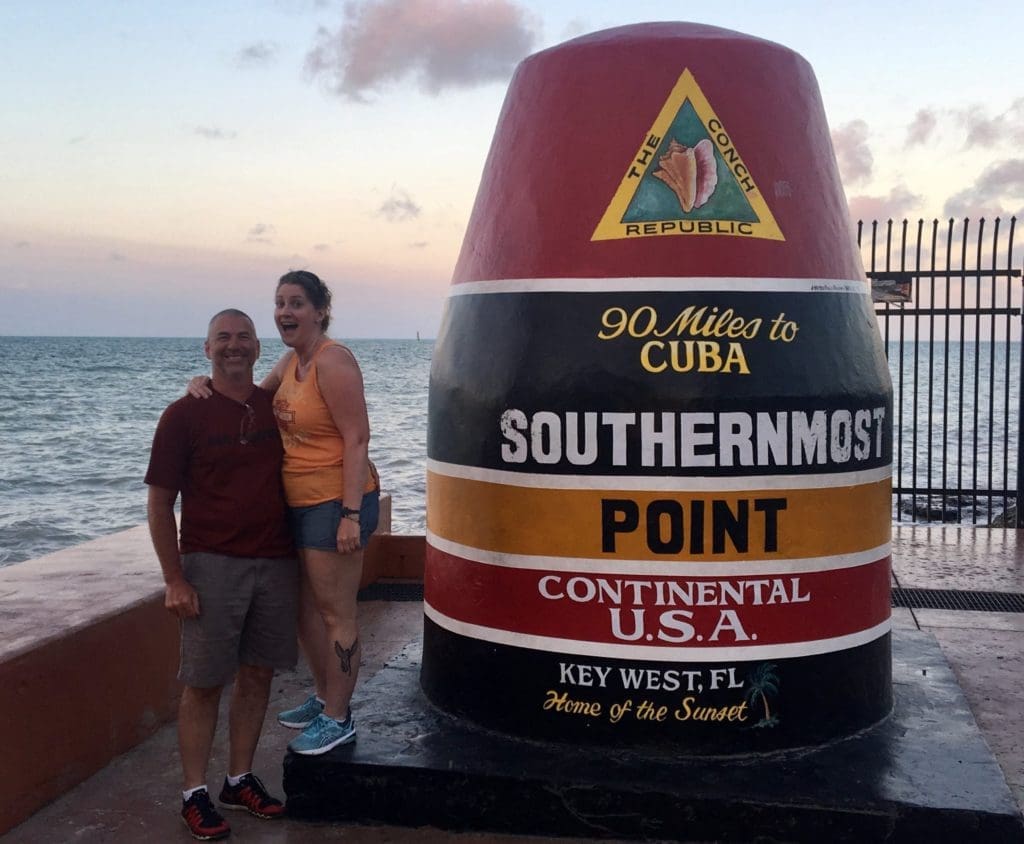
[0,336,431,567]
[1,336,1019,568]
[886,340,1020,523]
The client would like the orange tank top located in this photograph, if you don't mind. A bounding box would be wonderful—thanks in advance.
[273,341,377,506]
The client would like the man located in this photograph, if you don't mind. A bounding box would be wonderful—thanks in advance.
[146,309,296,841]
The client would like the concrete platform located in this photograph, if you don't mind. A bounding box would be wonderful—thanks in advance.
[285,630,1022,842]
[2,600,600,844]
[3,524,1024,842]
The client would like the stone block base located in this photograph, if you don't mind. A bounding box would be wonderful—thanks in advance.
[284,630,1023,842]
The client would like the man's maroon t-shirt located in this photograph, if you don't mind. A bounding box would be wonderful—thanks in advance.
[145,387,293,558]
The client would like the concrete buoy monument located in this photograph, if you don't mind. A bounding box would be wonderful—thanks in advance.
[284,24,1020,840]
[423,21,893,751]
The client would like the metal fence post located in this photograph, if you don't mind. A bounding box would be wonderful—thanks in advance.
[1017,302,1024,528]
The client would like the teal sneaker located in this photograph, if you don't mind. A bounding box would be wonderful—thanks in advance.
[277,694,324,729]
[288,713,356,755]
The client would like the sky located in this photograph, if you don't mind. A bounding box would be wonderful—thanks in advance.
[2,0,1023,338]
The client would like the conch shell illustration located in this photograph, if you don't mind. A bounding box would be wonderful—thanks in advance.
[653,137,718,212]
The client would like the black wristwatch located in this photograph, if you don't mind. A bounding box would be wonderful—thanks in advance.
[340,506,361,521]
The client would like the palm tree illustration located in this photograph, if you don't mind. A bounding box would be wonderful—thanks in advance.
[745,663,780,729]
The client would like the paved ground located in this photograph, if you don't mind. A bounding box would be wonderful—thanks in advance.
[4,525,1023,842]
[887,524,1024,814]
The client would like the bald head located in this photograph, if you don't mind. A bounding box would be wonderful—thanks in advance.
[204,310,260,396]
[207,308,256,340]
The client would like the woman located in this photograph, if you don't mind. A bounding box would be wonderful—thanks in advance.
[195,270,379,755]
[269,270,380,755]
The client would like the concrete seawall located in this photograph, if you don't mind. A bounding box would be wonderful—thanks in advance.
[0,494,426,835]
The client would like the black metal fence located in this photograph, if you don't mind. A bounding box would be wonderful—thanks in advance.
[857,217,1022,526]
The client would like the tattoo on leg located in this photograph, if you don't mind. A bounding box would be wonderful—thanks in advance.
[334,638,359,674]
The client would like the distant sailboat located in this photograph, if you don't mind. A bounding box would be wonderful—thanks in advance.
[416,331,420,341]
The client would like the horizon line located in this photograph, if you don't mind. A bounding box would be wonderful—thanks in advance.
[0,334,437,341]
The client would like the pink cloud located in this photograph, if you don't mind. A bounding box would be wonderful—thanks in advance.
[958,99,1024,149]
[943,158,1024,219]
[905,109,937,147]
[848,185,922,222]
[194,126,238,140]
[962,105,1002,148]
[235,41,279,68]
[378,187,421,222]
[246,222,277,244]
[831,120,873,187]
[305,0,538,101]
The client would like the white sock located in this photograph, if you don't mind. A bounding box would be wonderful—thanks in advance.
[226,772,249,787]
[182,785,207,801]
[314,695,325,705]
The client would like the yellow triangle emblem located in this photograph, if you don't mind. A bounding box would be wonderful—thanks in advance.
[592,69,784,242]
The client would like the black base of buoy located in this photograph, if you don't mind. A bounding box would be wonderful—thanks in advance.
[284,629,1023,842]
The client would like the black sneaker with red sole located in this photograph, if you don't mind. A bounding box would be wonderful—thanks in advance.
[181,789,230,840]
[218,773,285,819]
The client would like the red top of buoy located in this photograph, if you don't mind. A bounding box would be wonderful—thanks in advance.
[452,22,860,284]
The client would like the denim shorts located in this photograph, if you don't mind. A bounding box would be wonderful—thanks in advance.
[288,489,380,550]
